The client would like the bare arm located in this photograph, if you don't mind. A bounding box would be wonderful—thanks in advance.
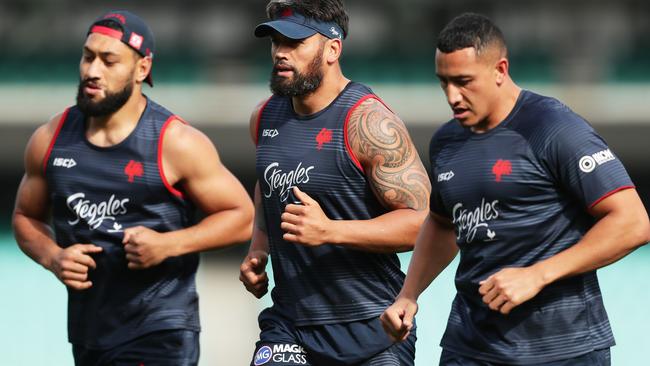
[399,213,459,300]
[240,182,271,298]
[537,189,649,279]
[13,113,103,289]
[339,98,431,250]
[13,119,59,268]
[479,188,650,314]
[123,119,254,269]
[282,98,430,253]
[239,101,271,298]
[381,212,458,341]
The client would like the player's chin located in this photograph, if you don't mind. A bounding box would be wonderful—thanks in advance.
[456,116,477,127]
[81,93,105,103]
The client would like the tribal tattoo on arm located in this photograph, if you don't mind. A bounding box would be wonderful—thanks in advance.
[347,98,431,211]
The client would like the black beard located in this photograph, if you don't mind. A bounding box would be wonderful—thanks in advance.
[270,52,324,97]
[76,79,133,117]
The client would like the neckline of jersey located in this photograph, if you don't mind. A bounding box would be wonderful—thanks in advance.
[467,89,529,140]
[82,97,150,151]
[289,81,355,121]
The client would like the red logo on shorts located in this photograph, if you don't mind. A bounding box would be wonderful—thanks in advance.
[492,159,512,182]
[316,128,333,150]
[124,160,144,182]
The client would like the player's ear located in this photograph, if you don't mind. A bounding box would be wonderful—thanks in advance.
[495,57,508,86]
[326,38,342,64]
[135,54,152,85]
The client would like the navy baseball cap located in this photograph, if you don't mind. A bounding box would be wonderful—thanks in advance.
[255,8,345,40]
[88,10,155,86]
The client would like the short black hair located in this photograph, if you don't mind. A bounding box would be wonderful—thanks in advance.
[266,0,349,39]
[437,13,507,57]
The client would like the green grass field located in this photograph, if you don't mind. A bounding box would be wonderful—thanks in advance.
[1,233,648,365]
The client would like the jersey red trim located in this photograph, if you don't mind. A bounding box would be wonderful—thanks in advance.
[42,108,70,175]
[343,94,395,173]
[158,116,188,199]
[588,185,635,209]
[254,97,272,146]
[90,25,124,40]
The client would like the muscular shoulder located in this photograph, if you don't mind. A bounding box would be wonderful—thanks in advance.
[347,96,430,210]
[25,110,69,174]
[163,118,216,155]
[346,97,410,163]
[162,119,221,176]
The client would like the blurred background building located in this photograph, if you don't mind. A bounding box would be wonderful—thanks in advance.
[0,0,648,364]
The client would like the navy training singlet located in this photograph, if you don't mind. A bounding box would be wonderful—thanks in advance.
[45,99,199,349]
[429,90,633,363]
[255,82,406,326]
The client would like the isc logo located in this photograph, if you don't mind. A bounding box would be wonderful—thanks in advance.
[262,129,279,138]
[437,171,454,182]
[53,157,77,169]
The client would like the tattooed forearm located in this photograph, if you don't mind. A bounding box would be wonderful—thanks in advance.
[348,98,431,211]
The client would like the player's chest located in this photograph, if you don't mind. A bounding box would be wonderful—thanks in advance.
[433,135,553,207]
[47,143,161,200]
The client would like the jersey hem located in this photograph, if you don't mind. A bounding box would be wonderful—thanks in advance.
[289,309,390,327]
[440,340,615,365]
[68,323,201,350]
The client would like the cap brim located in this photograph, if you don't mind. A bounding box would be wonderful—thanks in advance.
[254,20,317,40]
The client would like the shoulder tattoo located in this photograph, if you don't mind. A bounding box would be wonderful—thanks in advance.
[347,98,431,211]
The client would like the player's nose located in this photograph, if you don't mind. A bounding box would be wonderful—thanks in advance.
[445,84,463,106]
[83,58,104,81]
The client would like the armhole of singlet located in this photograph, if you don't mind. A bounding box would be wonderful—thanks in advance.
[42,107,70,175]
[343,94,395,173]
[158,115,188,199]
[254,97,272,146]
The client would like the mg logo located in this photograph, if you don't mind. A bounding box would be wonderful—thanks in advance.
[254,345,272,365]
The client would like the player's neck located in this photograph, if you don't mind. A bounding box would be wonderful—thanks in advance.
[86,92,147,147]
[474,81,521,133]
[292,70,350,116]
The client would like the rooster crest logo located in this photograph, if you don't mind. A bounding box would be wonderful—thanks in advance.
[492,159,512,182]
[316,128,333,150]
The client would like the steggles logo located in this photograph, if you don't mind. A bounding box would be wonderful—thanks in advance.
[263,162,314,202]
[66,193,129,230]
[452,198,500,243]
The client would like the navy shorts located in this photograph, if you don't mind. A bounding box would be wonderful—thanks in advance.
[251,308,416,366]
[440,348,611,366]
[72,329,200,366]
